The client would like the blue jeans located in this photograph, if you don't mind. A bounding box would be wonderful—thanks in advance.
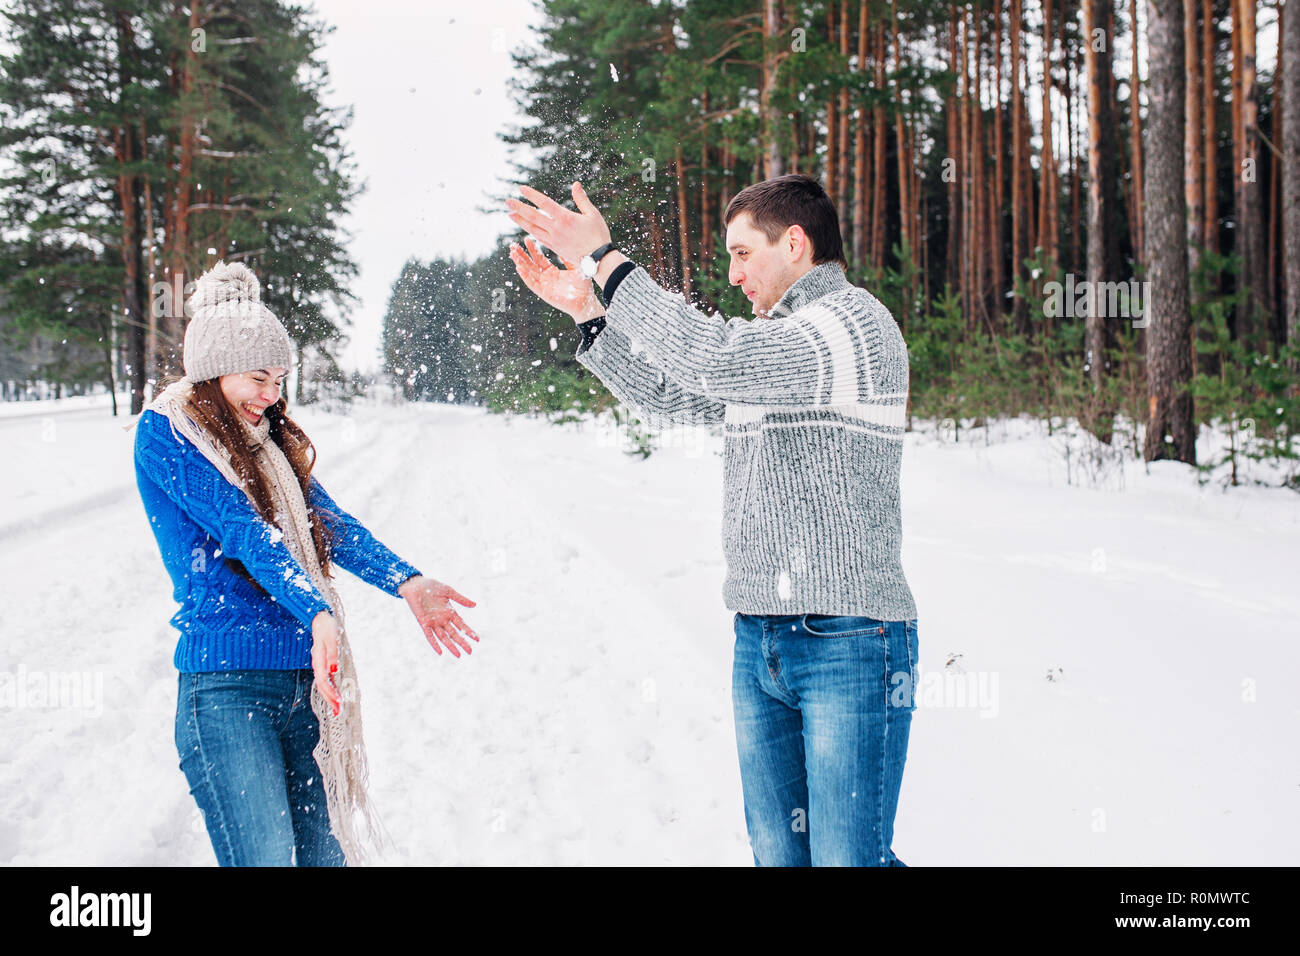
[732,612,918,866]
[175,668,346,867]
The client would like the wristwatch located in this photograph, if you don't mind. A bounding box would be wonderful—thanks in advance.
[579,242,618,279]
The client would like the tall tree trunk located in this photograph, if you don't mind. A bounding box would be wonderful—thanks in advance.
[1084,0,1124,442]
[675,145,691,298]
[1129,0,1146,269]
[837,0,852,226]
[909,113,922,300]
[1039,0,1059,278]
[1185,0,1204,307]
[1284,0,1300,366]
[1269,25,1280,335]
[1010,0,1029,331]
[700,90,713,274]
[893,2,911,314]
[1201,0,1218,262]
[973,6,989,329]
[142,117,159,388]
[1235,0,1266,349]
[960,7,972,327]
[1065,0,1080,275]
[992,0,1005,320]
[115,12,149,414]
[1144,0,1196,464]
[721,90,735,210]
[788,112,797,174]
[852,0,869,272]
[826,3,838,196]
[763,0,786,178]
[871,22,886,271]
[1196,0,1223,376]
[166,0,201,376]
[1024,87,1038,259]
[947,16,961,289]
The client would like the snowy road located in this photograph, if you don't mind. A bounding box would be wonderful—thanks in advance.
[1,398,1296,865]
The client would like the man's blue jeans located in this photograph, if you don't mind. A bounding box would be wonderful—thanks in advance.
[175,668,346,867]
[732,612,918,866]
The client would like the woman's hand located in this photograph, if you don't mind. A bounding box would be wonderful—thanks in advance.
[310,610,342,716]
[398,576,480,659]
[509,236,604,322]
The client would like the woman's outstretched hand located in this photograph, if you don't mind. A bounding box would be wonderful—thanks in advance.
[398,575,480,658]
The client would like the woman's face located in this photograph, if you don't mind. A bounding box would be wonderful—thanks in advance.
[219,367,287,425]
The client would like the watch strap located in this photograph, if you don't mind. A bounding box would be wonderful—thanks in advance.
[587,242,617,267]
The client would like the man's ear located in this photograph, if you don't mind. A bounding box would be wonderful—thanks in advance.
[784,224,809,263]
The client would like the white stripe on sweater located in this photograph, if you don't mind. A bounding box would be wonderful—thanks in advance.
[725,400,906,429]
[797,302,863,403]
[758,420,904,440]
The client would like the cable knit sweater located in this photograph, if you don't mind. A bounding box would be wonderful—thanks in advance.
[576,260,917,622]
[134,408,422,671]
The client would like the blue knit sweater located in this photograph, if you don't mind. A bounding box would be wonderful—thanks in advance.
[134,408,422,672]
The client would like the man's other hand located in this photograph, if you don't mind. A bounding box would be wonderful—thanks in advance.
[509,235,604,322]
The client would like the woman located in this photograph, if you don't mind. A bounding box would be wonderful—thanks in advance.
[132,260,478,866]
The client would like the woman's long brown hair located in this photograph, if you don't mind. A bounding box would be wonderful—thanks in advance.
[154,375,340,592]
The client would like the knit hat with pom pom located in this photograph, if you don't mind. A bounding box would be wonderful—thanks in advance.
[181,261,294,383]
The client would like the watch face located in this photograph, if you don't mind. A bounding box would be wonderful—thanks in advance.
[580,256,596,276]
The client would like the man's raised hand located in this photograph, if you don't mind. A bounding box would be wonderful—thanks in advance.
[506,181,612,272]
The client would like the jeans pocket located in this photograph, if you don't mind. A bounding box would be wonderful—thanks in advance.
[799,614,887,637]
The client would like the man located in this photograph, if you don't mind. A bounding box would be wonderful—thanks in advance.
[506,173,918,867]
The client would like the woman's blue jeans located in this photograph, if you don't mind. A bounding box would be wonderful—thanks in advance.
[732,612,918,866]
[175,668,346,867]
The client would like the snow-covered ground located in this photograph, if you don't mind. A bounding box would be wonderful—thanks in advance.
[1,394,1296,865]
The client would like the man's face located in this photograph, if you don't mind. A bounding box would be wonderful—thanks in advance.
[726,212,803,317]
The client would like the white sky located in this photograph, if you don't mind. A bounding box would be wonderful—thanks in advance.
[306,0,542,374]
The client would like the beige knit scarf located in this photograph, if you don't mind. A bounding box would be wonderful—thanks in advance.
[140,379,390,865]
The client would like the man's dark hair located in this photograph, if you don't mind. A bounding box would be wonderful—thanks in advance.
[723,173,848,268]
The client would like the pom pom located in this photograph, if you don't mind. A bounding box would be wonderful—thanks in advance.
[188,260,262,312]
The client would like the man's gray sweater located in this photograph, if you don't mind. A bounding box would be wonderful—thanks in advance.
[575,260,917,622]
